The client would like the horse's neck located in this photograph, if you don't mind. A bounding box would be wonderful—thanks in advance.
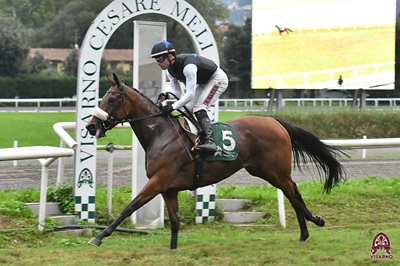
[126,89,165,149]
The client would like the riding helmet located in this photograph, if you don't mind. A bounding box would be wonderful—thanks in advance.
[150,40,176,58]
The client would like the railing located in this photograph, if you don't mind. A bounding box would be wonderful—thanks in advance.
[0,98,400,112]
[2,97,400,111]
[0,146,75,231]
[0,98,78,108]
[219,98,400,109]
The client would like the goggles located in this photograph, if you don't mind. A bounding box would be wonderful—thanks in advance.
[154,55,167,63]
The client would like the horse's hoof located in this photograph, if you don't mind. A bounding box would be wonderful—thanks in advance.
[316,216,325,227]
[299,233,309,242]
[88,237,102,246]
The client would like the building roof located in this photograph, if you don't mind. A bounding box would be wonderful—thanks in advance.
[29,48,134,62]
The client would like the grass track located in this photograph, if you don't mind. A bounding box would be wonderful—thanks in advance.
[0,177,399,265]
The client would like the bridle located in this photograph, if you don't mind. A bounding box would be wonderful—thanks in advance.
[99,88,129,131]
[98,84,162,131]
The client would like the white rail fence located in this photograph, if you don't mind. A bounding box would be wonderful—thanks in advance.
[0,146,74,231]
[2,97,400,110]
[219,98,400,108]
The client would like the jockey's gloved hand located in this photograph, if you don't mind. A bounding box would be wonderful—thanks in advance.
[157,93,169,103]
[160,105,173,116]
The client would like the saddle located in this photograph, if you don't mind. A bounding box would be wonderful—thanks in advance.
[177,117,239,162]
[178,116,240,190]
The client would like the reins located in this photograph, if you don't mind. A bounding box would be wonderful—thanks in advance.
[165,92,202,132]
[101,88,195,160]
[101,86,163,128]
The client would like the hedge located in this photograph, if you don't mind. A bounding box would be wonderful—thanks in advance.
[0,75,133,98]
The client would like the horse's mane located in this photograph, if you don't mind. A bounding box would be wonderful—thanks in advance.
[123,83,159,108]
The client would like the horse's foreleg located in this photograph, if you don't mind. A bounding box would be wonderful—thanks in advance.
[162,190,179,249]
[89,180,161,246]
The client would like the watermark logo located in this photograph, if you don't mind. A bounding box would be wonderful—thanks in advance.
[370,232,393,259]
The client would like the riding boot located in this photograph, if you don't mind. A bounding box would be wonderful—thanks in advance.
[196,117,217,153]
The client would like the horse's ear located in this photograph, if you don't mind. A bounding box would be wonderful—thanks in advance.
[112,73,121,86]
[107,75,115,85]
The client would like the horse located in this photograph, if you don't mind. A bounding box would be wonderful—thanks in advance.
[276,25,293,36]
[85,73,346,250]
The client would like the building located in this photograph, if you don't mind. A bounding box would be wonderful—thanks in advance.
[29,48,133,74]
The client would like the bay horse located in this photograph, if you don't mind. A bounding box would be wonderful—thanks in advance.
[276,25,293,36]
[86,73,346,250]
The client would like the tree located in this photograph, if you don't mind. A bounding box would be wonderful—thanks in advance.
[31,0,229,50]
[0,17,30,76]
[33,0,112,48]
[222,17,252,98]
[25,51,50,74]
[63,48,79,76]
[0,0,70,30]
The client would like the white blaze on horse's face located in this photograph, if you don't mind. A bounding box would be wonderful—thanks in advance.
[91,106,109,121]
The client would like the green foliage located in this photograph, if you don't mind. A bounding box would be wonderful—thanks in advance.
[0,75,77,98]
[0,75,133,99]
[222,18,252,97]
[0,0,70,29]
[0,17,30,76]
[264,109,400,138]
[63,49,79,76]
[47,184,75,215]
[25,51,51,75]
[33,1,111,48]
[0,200,34,218]
[176,191,196,225]
[94,185,133,225]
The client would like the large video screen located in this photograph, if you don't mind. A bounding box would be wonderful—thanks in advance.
[252,0,395,92]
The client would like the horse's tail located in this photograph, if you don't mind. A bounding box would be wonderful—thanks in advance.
[275,118,347,193]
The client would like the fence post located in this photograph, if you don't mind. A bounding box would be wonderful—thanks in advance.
[13,140,18,166]
[106,143,114,215]
[362,136,367,159]
[277,189,286,228]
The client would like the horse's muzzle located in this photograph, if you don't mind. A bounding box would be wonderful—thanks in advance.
[86,119,106,139]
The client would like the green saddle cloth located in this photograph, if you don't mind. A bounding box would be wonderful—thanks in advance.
[203,122,239,162]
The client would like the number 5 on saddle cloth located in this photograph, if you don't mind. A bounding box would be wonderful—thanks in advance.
[178,117,239,161]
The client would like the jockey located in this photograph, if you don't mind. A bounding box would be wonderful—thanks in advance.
[151,40,229,153]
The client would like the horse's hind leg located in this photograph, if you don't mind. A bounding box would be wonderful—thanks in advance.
[280,180,325,242]
[280,181,310,241]
[292,182,325,227]
[246,166,310,241]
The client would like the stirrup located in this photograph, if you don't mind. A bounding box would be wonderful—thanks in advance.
[195,142,217,153]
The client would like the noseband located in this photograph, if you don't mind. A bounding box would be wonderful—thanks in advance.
[98,86,129,131]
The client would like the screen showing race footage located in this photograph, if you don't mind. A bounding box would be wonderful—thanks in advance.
[251,0,395,91]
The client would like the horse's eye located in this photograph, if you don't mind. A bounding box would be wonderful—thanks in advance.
[108,97,115,104]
